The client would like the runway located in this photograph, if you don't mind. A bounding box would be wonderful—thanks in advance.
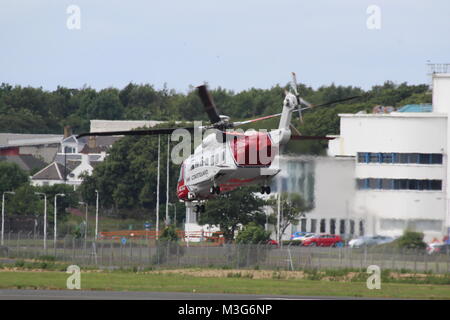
[0,289,367,300]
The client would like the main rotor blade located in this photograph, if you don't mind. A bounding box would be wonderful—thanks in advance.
[76,127,196,138]
[313,95,363,108]
[233,113,282,126]
[197,85,222,124]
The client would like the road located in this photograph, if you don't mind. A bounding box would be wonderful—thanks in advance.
[0,289,373,300]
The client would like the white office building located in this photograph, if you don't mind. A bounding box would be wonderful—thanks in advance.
[326,72,450,241]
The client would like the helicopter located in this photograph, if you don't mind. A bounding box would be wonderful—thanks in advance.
[78,73,361,213]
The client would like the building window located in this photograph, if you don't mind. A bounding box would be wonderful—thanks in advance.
[349,220,355,235]
[408,153,419,163]
[310,219,317,233]
[382,153,393,163]
[330,219,336,234]
[357,178,442,191]
[339,219,346,235]
[320,219,326,233]
[369,153,379,163]
[357,152,443,165]
[431,154,443,164]
[300,219,307,232]
[359,220,365,236]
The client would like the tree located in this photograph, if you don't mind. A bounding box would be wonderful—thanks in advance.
[78,125,183,219]
[395,230,427,249]
[267,192,312,241]
[198,186,267,241]
[235,222,271,244]
[0,162,29,194]
[6,184,78,222]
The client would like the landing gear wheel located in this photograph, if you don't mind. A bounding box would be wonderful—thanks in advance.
[200,204,206,213]
[261,186,271,194]
[194,205,200,213]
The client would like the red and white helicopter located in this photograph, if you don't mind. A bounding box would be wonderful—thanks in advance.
[78,73,360,213]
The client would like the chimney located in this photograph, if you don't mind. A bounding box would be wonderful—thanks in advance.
[64,126,72,138]
[88,136,97,149]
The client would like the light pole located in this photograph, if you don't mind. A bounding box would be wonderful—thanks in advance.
[165,134,170,226]
[156,135,160,239]
[168,203,177,227]
[95,190,99,240]
[54,193,65,248]
[79,202,88,243]
[1,191,15,246]
[35,192,47,250]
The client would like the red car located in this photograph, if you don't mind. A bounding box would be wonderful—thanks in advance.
[302,234,343,247]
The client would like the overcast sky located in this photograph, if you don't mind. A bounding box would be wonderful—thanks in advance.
[1,0,449,93]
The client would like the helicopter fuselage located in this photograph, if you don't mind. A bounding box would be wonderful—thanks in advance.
[177,128,288,201]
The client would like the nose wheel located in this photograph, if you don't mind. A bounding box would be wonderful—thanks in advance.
[261,185,271,194]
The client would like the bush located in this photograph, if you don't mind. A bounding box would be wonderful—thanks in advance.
[151,225,184,264]
[236,223,271,244]
[160,225,179,242]
[395,231,427,249]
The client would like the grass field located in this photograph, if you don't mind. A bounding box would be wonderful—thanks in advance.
[0,268,449,299]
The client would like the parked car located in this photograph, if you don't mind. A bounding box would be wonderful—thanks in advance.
[291,232,315,241]
[348,235,394,248]
[302,234,343,247]
[427,243,450,255]
[267,239,279,246]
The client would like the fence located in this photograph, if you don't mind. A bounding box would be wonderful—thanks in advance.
[1,232,450,274]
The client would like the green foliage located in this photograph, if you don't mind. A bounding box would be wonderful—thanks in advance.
[0,162,29,194]
[78,125,184,219]
[5,183,78,224]
[236,222,271,244]
[159,225,179,242]
[198,186,267,241]
[395,231,427,249]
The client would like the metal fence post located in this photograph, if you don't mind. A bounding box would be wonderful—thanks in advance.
[72,236,75,262]
[236,243,240,269]
[16,231,21,257]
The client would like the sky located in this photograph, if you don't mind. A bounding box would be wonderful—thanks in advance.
[1,0,449,93]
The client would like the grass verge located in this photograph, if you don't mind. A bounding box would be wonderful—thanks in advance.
[0,269,449,299]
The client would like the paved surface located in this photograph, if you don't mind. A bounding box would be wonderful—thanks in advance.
[0,289,370,300]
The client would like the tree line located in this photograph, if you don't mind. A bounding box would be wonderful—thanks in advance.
[0,80,430,136]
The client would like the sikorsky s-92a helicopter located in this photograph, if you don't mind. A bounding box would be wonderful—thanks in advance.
[78,73,361,213]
